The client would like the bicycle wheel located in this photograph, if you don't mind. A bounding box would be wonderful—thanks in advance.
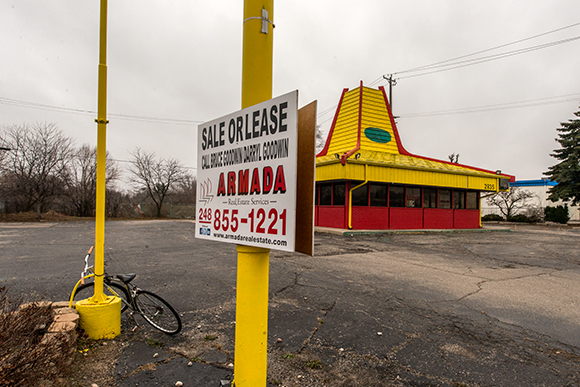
[135,290,182,334]
[73,281,130,312]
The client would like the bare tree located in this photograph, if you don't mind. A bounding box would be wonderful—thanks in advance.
[128,148,187,217]
[0,123,73,216]
[448,153,460,163]
[486,187,536,219]
[171,173,197,205]
[63,144,120,217]
[315,125,325,154]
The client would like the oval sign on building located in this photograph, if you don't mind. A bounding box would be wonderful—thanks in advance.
[195,90,298,252]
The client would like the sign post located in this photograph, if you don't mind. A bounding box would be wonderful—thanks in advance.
[238,1,271,385]
[196,1,315,385]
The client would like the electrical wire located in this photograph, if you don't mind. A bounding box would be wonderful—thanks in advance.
[0,97,204,126]
[370,21,580,85]
[398,36,580,79]
[396,21,580,76]
[398,93,580,118]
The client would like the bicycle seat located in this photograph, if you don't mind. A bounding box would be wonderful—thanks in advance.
[116,273,136,284]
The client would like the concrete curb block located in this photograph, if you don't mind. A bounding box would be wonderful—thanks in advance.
[40,301,80,347]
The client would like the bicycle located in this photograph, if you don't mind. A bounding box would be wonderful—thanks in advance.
[69,246,182,335]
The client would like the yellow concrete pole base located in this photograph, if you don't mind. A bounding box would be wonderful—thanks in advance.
[75,296,121,340]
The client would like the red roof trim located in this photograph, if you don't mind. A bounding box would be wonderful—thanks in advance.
[316,88,349,158]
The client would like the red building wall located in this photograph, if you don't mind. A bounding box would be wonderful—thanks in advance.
[424,209,454,229]
[351,207,390,229]
[389,208,423,229]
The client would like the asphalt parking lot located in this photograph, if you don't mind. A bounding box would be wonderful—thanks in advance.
[1,220,579,386]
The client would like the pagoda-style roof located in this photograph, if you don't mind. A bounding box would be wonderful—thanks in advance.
[316,83,514,191]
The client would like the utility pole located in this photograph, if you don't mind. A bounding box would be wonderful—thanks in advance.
[383,74,397,112]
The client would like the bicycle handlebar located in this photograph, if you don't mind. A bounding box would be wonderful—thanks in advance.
[81,246,95,285]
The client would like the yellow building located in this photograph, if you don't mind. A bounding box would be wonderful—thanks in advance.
[315,82,514,230]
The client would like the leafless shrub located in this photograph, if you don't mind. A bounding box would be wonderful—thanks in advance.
[0,287,73,386]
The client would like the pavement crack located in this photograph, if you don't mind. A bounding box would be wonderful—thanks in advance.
[274,272,300,296]
[297,298,338,354]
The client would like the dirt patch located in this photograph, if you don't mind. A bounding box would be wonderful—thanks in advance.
[67,333,125,387]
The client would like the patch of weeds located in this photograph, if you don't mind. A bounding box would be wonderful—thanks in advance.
[204,334,218,341]
[283,353,296,360]
[190,356,204,363]
[306,359,322,369]
[0,287,75,385]
[146,338,165,348]
[270,378,281,385]
[317,317,324,325]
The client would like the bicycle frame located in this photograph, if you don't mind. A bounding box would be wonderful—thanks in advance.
[70,246,182,334]
[68,245,132,309]
[68,273,133,309]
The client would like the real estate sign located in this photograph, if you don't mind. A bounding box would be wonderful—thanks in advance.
[195,90,298,252]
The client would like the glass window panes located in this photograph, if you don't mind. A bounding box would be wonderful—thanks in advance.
[389,186,405,207]
[466,191,478,209]
[352,183,368,206]
[423,188,437,208]
[406,187,421,208]
[315,185,318,205]
[453,190,466,209]
[319,184,331,206]
[370,184,387,207]
[333,183,346,206]
[439,189,451,209]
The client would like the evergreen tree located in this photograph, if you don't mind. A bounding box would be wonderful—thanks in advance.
[544,106,580,205]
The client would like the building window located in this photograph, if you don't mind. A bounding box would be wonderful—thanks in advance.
[320,184,332,206]
[466,191,479,209]
[370,183,387,207]
[424,188,437,208]
[439,189,451,209]
[407,187,421,208]
[333,183,346,206]
[453,190,466,209]
[389,186,405,207]
[352,182,369,206]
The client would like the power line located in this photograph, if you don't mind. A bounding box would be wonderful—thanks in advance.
[0,96,204,126]
[398,35,580,79]
[395,21,580,76]
[398,93,580,118]
[368,21,580,87]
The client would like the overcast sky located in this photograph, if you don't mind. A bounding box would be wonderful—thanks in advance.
[1,1,579,188]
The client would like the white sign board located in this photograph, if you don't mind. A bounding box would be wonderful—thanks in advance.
[195,90,298,252]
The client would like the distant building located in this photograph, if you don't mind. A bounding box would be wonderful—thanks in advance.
[481,179,580,221]
[315,82,515,230]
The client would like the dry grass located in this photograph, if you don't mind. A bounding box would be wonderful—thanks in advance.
[0,287,75,387]
[0,211,89,223]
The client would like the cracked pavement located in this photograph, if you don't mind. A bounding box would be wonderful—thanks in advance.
[1,220,579,386]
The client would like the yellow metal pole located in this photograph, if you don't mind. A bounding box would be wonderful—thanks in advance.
[92,0,109,304]
[241,0,273,108]
[75,0,121,340]
[234,1,273,386]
